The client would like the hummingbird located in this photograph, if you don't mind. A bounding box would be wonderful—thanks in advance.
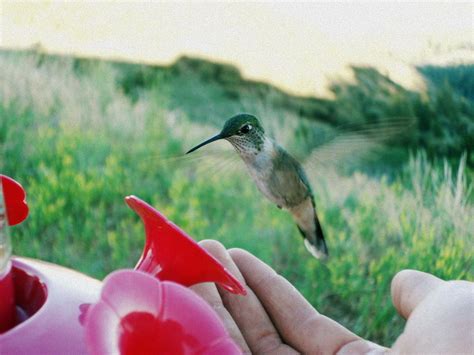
[186,113,328,259]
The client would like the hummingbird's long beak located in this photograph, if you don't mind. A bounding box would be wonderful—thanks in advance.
[186,133,224,154]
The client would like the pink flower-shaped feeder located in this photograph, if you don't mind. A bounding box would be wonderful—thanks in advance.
[84,270,241,355]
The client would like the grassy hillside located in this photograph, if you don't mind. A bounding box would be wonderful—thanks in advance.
[1,49,472,346]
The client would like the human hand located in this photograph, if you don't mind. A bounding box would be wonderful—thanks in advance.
[191,240,474,354]
[390,267,473,354]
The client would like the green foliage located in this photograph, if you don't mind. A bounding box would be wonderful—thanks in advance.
[417,74,474,161]
[329,65,474,166]
[0,49,472,346]
[418,64,474,102]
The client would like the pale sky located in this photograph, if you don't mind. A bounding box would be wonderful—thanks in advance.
[1,1,473,96]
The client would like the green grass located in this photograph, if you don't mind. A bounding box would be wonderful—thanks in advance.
[1,50,472,346]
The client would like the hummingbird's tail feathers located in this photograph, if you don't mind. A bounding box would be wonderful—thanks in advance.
[314,214,329,257]
[297,219,329,259]
[290,197,329,259]
[304,239,327,259]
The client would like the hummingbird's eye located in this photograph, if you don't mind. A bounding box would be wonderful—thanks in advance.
[240,124,252,134]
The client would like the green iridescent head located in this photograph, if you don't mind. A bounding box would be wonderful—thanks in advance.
[186,113,266,154]
[220,113,264,138]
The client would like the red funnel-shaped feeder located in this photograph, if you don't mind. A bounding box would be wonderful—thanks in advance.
[126,196,246,295]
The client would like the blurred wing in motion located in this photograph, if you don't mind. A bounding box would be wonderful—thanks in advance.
[302,117,416,181]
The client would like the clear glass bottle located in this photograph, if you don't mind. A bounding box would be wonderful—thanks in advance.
[0,183,11,276]
[0,180,15,333]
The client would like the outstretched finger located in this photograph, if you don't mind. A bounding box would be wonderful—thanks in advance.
[198,240,297,354]
[391,269,445,319]
[230,248,386,354]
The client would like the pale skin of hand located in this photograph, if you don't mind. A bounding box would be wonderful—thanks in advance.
[191,240,474,354]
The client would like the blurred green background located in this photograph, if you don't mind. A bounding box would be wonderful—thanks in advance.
[1,49,472,345]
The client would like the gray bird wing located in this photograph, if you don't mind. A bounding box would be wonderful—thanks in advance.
[269,146,313,207]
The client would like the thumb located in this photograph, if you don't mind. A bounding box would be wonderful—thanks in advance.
[390,269,444,319]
